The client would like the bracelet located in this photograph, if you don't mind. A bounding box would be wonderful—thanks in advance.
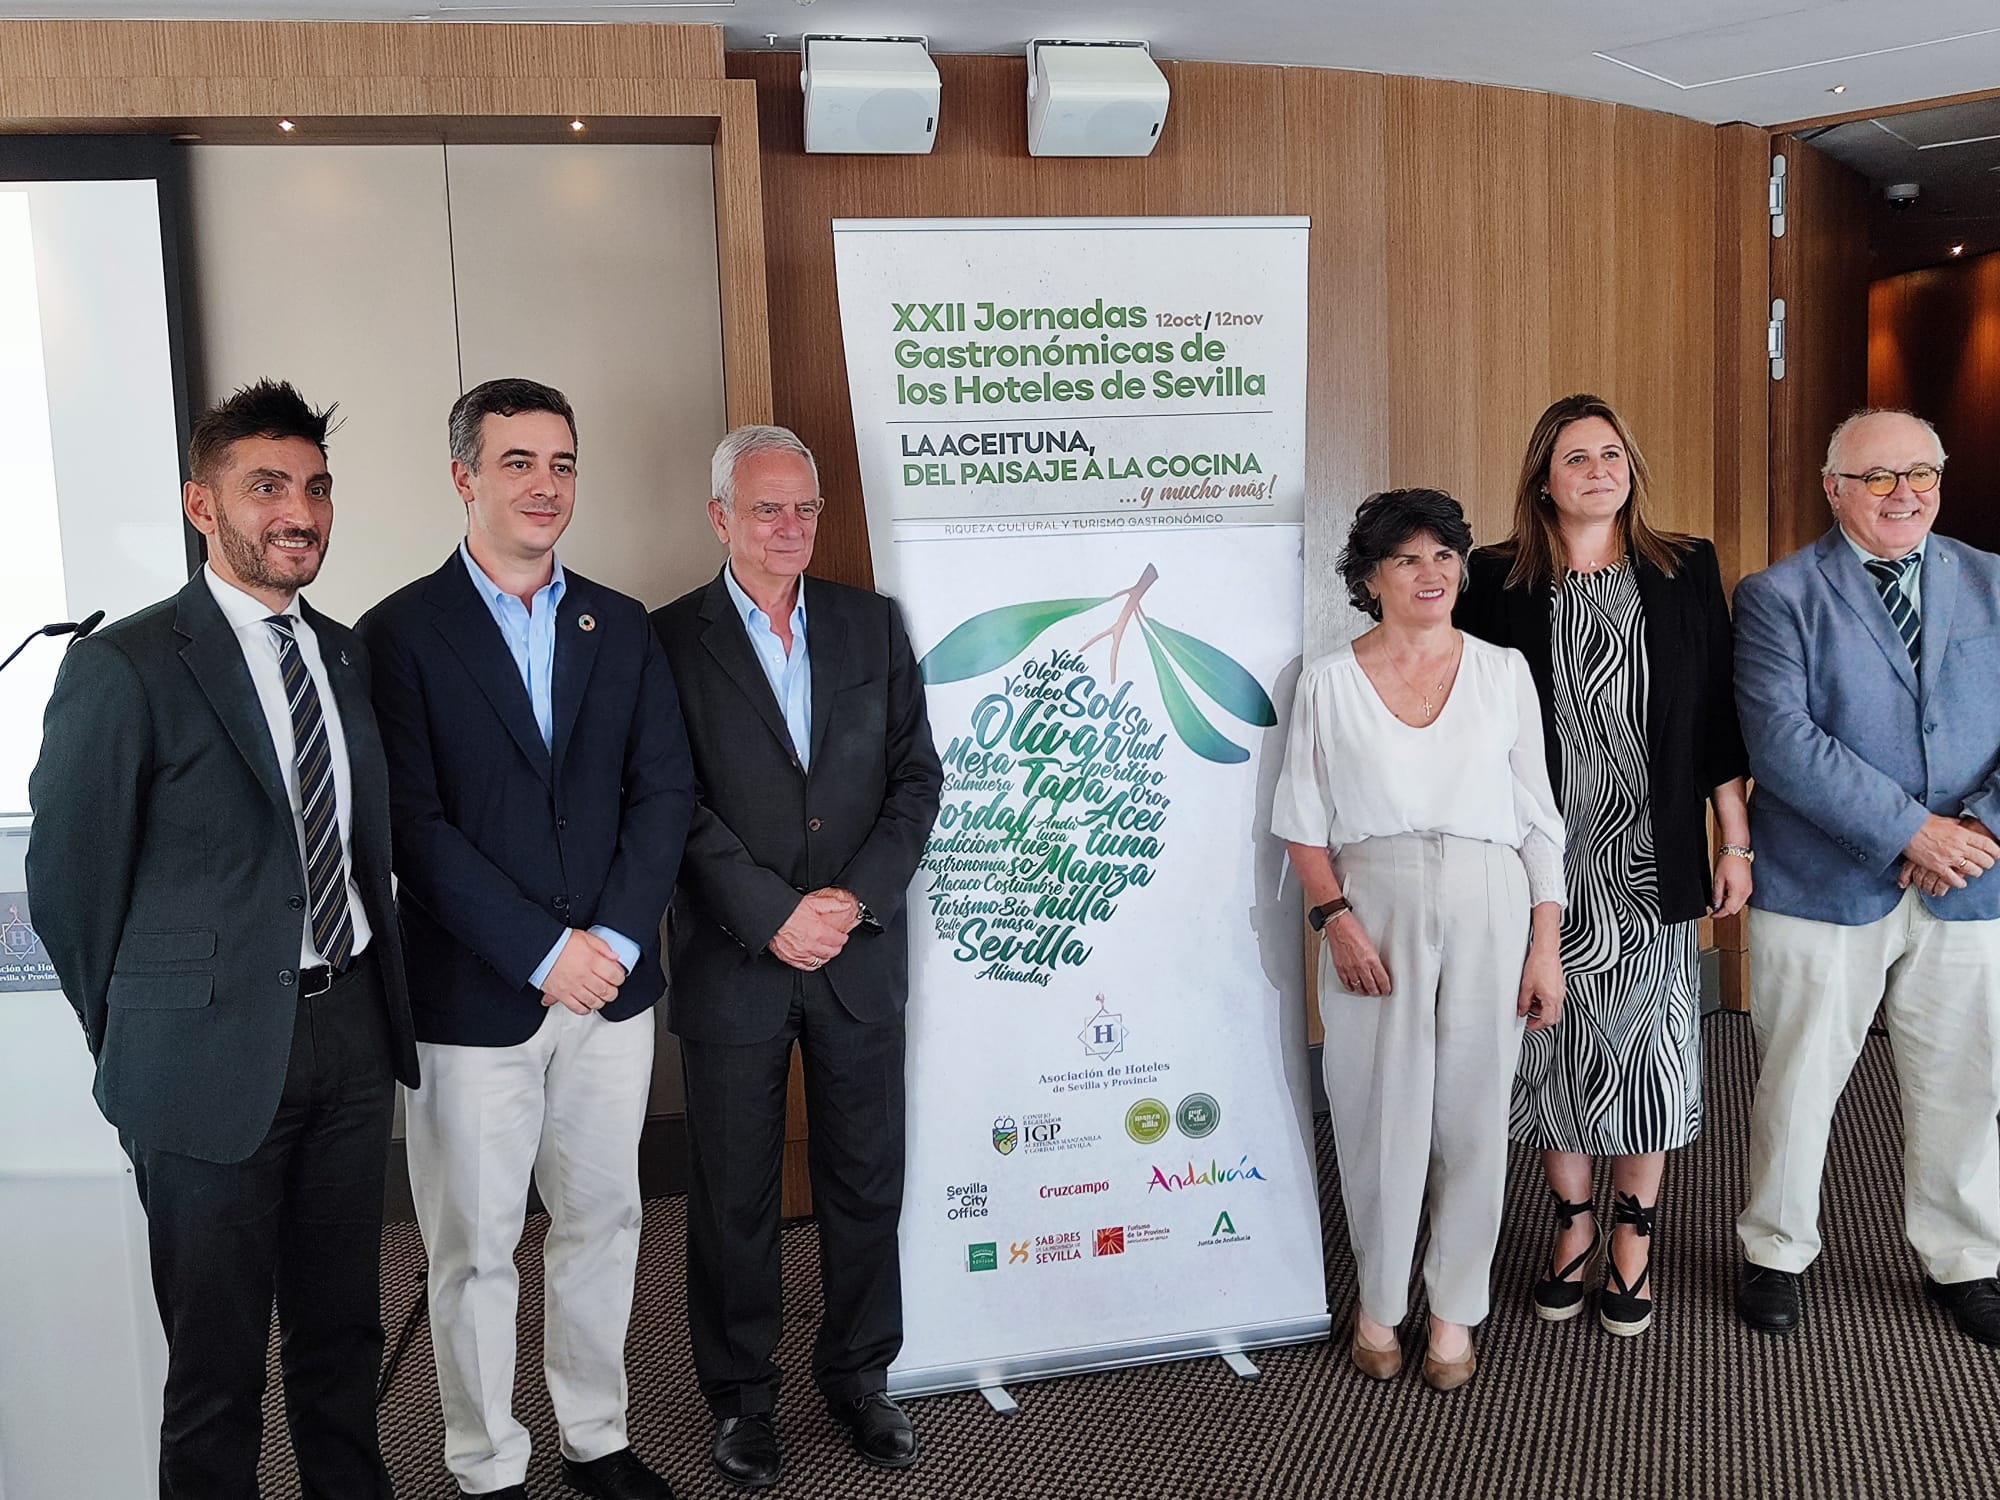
[1720,844,1754,863]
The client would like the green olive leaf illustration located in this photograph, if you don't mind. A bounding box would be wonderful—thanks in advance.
[921,596,1111,684]
[1139,617,1250,764]
[1147,619,1278,727]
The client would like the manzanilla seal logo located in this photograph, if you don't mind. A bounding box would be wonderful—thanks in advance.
[1125,1097,1170,1145]
[991,1116,1019,1156]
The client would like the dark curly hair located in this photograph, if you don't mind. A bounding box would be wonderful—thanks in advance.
[1338,488,1474,621]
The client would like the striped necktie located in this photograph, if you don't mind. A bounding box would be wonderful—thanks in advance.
[1863,553,1922,673]
[265,615,355,970]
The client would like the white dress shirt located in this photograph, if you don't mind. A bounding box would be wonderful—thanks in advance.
[1271,632,1567,906]
[203,566,372,965]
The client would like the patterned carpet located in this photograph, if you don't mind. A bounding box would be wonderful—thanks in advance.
[258,1013,2000,1499]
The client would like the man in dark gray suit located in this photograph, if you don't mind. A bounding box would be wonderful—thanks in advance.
[27,380,418,1500]
[1734,407,2000,1343]
[651,426,941,1489]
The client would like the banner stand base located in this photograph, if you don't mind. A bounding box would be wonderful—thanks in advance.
[977,1385,1021,1417]
[1219,1351,1262,1382]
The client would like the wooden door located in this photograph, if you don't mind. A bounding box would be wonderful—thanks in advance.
[1768,135,1872,562]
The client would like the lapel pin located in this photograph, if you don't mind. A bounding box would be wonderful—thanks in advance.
[579,613,597,632]
[339,650,351,666]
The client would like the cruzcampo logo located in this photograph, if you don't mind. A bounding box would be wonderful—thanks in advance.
[1125,1097,1170,1145]
[919,564,1278,764]
[967,1242,998,1273]
[992,1116,1019,1156]
[1176,1093,1220,1139]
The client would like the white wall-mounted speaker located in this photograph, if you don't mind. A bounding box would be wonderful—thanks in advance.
[802,35,941,155]
[1026,39,1170,158]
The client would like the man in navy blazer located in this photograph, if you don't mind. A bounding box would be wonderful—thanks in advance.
[1733,407,2000,1345]
[359,379,693,1500]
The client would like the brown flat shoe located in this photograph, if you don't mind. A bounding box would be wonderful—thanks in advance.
[1350,1323,1402,1380]
[1421,1338,1477,1391]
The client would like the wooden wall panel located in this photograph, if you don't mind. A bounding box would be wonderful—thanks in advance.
[1870,252,2000,555]
[1769,135,1871,562]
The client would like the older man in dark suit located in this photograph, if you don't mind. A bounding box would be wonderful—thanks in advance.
[1735,407,2000,1344]
[359,378,694,1500]
[651,425,941,1489]
[28,380,419,1500]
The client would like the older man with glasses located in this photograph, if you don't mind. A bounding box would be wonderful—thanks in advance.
[1733,407,2000,1344]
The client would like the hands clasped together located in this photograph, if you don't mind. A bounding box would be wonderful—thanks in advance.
[1899,813,2000,899]
[769,887,865,972]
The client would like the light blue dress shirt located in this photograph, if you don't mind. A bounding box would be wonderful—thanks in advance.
[1841,527,1927,618]
[722,563,812,769]
[459,542,640,990]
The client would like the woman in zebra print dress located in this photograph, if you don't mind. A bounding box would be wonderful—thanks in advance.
[1457,394,1752,1336]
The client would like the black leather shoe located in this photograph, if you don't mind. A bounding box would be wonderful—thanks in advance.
[1926,1275,2000,1346]
[828,1391,920,1470]
[711,1414,782,1490]
[562,1447,675,1500]
[1736,1264,1801,1334]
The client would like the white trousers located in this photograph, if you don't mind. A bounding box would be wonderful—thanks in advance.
[1321,832,1531,1327]
[407,1005,655,1494]
[1739,891,2000,1283]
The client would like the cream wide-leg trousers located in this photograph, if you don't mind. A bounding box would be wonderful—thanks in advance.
[406,1004,656,1494]
[1738,891,2000,1284]
[1321,832,1532,1328]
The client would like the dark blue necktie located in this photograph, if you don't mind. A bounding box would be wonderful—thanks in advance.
[1862,553,1922,674]
[266,615,354,970]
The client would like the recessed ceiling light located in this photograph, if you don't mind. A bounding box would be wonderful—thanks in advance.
[570,118,586,132]
[1829,83,1848,94]
[277,119,296,132]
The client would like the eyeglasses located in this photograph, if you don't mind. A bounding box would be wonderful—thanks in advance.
[1831,463,1943,496]
[744,500,825,524]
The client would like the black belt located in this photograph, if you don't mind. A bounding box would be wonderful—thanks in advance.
[298,946,369,998]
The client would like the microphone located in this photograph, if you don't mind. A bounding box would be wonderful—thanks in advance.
[0,612,106,674]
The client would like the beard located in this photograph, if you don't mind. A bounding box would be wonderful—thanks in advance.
[212,499,325,592]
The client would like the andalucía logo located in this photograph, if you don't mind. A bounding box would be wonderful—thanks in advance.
[1147,1156,1268,1193]
[992,1116,1019,1156]
[1094,1226,1126,1257]
[967,1242,999,1273]
[1079,994,1128,1061]
[1199,1211,1251,1247]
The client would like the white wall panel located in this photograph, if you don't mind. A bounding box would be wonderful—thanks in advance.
[184,144,465,626]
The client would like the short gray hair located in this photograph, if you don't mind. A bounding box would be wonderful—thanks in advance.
[1822,407,1946,478]
[711,425,819,509]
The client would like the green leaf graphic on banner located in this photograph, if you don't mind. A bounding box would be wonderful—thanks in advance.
[921,596,1111,684]
[1139,617,1250,764]
[1148,619,1278,727]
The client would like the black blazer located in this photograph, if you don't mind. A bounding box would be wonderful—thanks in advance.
[1455,537,1750,925]
[358,553,694,1047]
[26,574,419,1164]
[650,569,943,1045]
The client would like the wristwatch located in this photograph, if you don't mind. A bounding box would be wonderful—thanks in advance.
[1307,897,1352,931]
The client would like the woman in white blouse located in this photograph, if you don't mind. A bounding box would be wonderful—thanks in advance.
[1273,488,1567,1391]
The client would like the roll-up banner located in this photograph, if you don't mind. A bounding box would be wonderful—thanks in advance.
[832,217,1326,1397]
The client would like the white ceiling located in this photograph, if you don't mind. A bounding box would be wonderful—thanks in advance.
[7,0,1999,128]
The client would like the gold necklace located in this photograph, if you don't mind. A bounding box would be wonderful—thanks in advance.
[1386,635,1461,724]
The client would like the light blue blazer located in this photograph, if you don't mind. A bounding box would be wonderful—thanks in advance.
[1735,527,2000,925]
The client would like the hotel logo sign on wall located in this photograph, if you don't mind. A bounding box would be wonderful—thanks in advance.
[838,216,1328,1396]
